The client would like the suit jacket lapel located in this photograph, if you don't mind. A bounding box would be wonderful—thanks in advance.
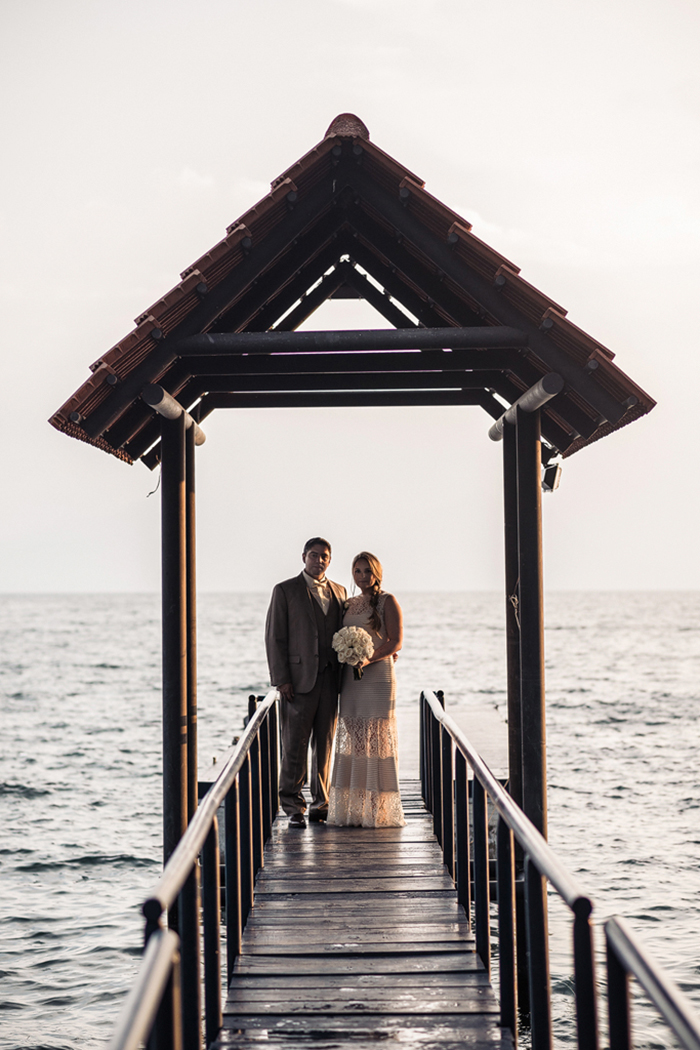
[296,572,317,627]
[328,580,345,607]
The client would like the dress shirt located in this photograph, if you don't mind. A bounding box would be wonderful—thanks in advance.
[303,570,331,614]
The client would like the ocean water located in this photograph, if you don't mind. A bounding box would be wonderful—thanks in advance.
[1,592,699,1050]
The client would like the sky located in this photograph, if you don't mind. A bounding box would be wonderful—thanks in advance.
[1,0,699,594]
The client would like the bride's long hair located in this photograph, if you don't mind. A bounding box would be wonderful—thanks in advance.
[353,551,383,632]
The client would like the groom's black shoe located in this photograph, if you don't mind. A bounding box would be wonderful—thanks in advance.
[308,809,327,823]
[288,813,306,829]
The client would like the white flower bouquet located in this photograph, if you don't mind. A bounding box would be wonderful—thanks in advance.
[332,625,374,680]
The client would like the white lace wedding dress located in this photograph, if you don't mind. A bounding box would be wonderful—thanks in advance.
[327,593,405,828]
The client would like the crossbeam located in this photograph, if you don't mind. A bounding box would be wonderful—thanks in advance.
[199,390,497,413]
[178,348,522,375]
[170,326,527,356]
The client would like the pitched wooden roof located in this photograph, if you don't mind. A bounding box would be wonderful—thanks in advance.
[50,114,654,467]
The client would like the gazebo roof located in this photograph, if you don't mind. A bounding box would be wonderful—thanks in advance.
[50,114,654,467]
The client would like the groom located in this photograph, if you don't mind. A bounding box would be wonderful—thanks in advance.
[265,537,347,828]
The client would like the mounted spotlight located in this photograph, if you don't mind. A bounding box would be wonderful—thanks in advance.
[542,462,562,492]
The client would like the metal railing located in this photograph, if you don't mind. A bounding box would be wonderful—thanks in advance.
[420,689,700,1050]
[108,690,279,1050]
[606,917,700,1050]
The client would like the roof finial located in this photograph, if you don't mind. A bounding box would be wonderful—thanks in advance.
[324,113,370,141]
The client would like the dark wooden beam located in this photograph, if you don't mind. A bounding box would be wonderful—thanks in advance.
[140,386,508,467]
[198,370,504,393]
[346,207,486,327]
[347,239,450,328]
[503,356,600,441]
[338,261,418,329]
[121,350,521,462]
[83,174,344,439]
[210,214,347,333]
[272,266,346,331]
[171,326,527,356]
[242,231,353,332]
[489,373,573,453]
[339,157,628,425]
[176,347,524,375]
[201,390,496,410]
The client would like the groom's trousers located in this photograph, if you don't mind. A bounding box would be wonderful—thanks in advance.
[279,664,338,817]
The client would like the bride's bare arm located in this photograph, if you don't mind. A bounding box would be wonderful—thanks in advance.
[366,595,403,665]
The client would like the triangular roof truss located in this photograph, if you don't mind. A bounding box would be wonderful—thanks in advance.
[51,114,654,467]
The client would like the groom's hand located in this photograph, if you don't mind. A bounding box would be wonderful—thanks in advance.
[279,682,294,702]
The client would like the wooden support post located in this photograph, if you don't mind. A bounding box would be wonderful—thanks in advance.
[503,420,523,811]
[516,406,547,839]
[185,423,198,823]
[161,414,188,867]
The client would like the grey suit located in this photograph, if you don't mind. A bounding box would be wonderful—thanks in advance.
[265,573,347,817]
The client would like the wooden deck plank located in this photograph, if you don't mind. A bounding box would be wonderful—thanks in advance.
[228,973,489,989]
[221,781,510,1050]
[232,952,481,976]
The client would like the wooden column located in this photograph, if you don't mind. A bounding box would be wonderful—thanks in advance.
[185,423,198,823]
[502,420,523,810]
[161,413,188,865]
[515,406,547,838]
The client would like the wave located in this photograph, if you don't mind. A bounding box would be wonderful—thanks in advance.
[15,854,159,872]
[0,783,51,799]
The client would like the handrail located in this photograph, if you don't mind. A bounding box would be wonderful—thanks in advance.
[425,691,592,914]
[109,689,279,1050]
[421,687,598,1050]
[606,917,700,1050]
[144,690,277,917]
[420,688,700,1050]
[107,930,180,1050]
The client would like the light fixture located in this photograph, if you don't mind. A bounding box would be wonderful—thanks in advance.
[542,462,562,492]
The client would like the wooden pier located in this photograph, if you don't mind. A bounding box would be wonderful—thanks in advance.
[217,779,512,1050]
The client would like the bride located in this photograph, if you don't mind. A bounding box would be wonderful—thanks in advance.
[327,552,406,828]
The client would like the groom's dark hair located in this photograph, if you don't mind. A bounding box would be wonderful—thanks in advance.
[303,536,331,555]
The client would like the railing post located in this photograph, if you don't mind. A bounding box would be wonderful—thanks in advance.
[454,748,471,926]
[497,817,517,1041]
[178,865,202,1050]
[472,776,490,978]
[202,817,222,1047]
[419,693,426,800]
[150,948,183,1050]
[431,703,442,844]
[422,695,431,811]
[573,899,599,1050]
[440,725,454,877]
[259,704,272,842]
[524,856,552,1050]
[607,936,632,1050]
[224,778,242,978]
[248,696,264,875]
[239,753,255,924]
[269,697,279,820]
